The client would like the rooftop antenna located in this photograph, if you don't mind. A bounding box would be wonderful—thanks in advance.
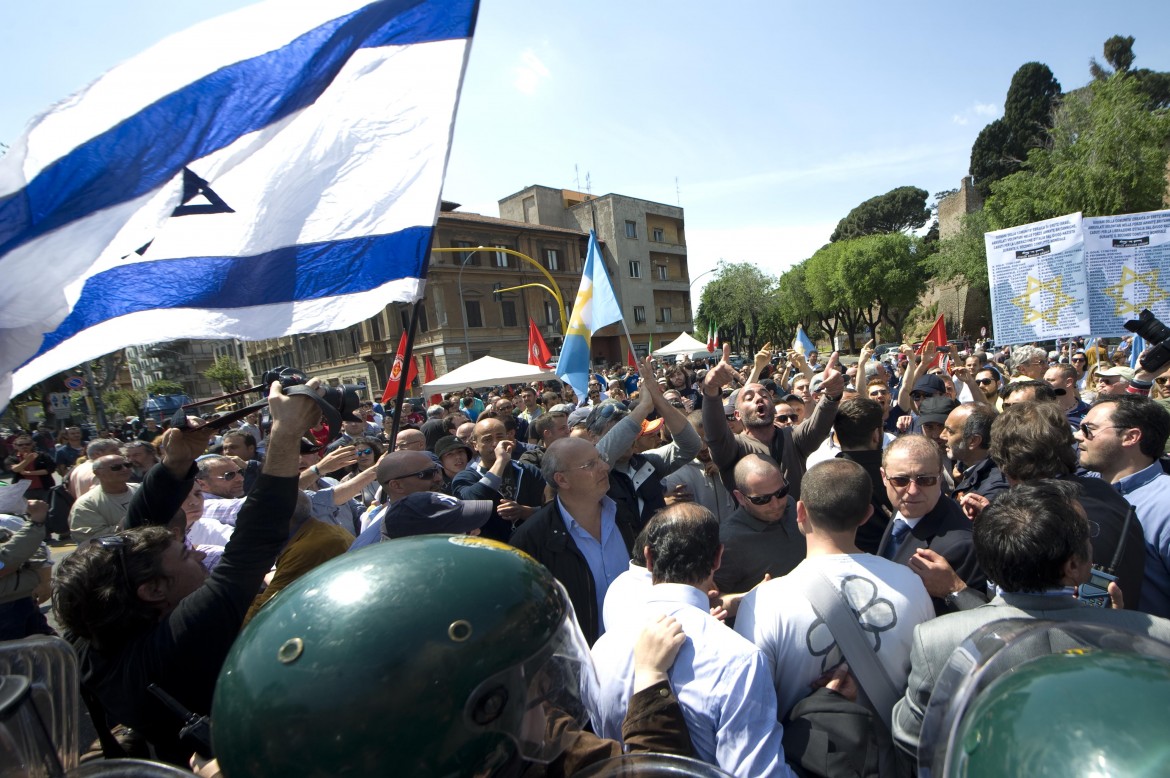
[585,172,592,195]
[676,176,681,206]
[574,164,581,190]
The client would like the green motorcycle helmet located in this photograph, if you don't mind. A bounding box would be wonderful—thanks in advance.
[950,650,1170,777]
[213,535,598,777]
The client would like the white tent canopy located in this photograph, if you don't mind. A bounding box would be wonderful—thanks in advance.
[652,332,710,357]
[420,355,558,392]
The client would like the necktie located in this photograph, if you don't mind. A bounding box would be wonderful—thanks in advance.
[884,518,911,560]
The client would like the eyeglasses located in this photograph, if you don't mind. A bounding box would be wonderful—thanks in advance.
[356,448,375,456]
[1156,377,1170,386]
[1098,376,1122,385]
[213,470,242,481]
[1077,423,1123,440]
[1072,357,1087,363]
[885,474,940,488]
[975,378,996,385]
[572,457,606,472]
[94,535,132,586]
[775,414,798,423]
[393,466,439,481]
[744,485,790,505]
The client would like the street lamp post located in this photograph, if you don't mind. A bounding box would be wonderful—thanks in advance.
[456,252,476,366]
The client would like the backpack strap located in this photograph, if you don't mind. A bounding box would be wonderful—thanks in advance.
[804,569,901,733]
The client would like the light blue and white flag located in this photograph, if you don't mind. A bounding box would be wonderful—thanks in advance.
[0,0,477,406]
[1130,333,1146,370]
[792,325,815,358]
[556,230,623,402]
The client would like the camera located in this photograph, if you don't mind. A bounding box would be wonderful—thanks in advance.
[176,366,363,442]
[1124,309,1170,373]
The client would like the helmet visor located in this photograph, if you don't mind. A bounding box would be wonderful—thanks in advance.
[466,583,599,765]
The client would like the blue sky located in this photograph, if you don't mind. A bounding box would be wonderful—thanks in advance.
[3,1,1169,303]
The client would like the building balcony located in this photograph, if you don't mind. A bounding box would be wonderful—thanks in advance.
[358,340,388,360]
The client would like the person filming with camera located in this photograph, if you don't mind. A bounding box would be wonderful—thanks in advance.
[53,378,325,767]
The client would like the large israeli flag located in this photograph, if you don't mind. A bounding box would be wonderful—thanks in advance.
[556,230,623,402]
[0,0,477,406]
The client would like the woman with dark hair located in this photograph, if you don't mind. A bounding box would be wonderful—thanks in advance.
[341,436,384,506]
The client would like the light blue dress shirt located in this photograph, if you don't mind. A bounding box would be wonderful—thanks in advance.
[1112,462,1170,617]
[590,583,794,778]
[558,495,628,633]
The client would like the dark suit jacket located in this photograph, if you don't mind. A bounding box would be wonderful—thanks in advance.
[1066,475,1146,610]
[952,456,1008,503]
[508,499,635,645]
[876,496,985,616]
[891,592,1170,754]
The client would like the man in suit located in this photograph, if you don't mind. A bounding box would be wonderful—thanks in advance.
[876,435,985,615]
[891,479,1170,756]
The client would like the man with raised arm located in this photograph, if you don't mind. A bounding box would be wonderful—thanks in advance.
[702,343,841,499]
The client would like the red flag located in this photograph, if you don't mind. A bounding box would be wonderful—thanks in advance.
[627,346,637,368]
[424,355,441,405]
[381,331,419,404]
[713,322,720,349]
[706,322,715,353]
[528,318,553,368]
[917,314,947,370]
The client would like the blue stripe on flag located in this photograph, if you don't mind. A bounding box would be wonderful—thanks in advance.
[0,0,474,259]
[25,226,431,366]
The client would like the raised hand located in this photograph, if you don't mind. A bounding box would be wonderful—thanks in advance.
[702,343,739,395]
[754,342,774,372]
[817,351,845,398]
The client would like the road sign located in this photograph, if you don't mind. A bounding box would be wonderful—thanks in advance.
[64,376,85,390]
[48,392,71,415]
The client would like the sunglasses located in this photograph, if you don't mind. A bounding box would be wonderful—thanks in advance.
[1156,377,1170,386]
[1072,357,1086,363]
[356,448,375,456]
[975,378,996,385]
[213,470,242,481]
[744,485,790,505]
[775,414,798,423]
[885,474,940,488]
[1078,423,1122,441]
[396,466,439,481]
[94,535,132,586]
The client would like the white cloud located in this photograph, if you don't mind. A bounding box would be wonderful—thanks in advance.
[951,101,1000,126]
[512,49,550,95]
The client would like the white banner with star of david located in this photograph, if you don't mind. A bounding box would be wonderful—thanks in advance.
[1084,209,1170,337]
[986,212,1091,343]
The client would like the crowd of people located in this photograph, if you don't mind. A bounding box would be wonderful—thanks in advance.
[2,332,1170,775]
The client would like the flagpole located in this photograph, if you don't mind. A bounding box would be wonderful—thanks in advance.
[387,298,422,449]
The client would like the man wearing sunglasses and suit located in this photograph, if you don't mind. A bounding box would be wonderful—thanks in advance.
[877,434,985,616]
[69,454,140,542]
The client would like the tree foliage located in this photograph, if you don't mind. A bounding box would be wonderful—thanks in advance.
[970,62,1062,197]
[696,262,778,354]
[1090,35,1170,110]
[929,209,992,292]
[985,73,1170,229]
[829,186,930,242]
[145,379,185,396]
[204,355,249,392]
[104,388,145,419]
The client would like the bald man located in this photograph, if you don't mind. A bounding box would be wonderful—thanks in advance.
[450,417,545,542]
